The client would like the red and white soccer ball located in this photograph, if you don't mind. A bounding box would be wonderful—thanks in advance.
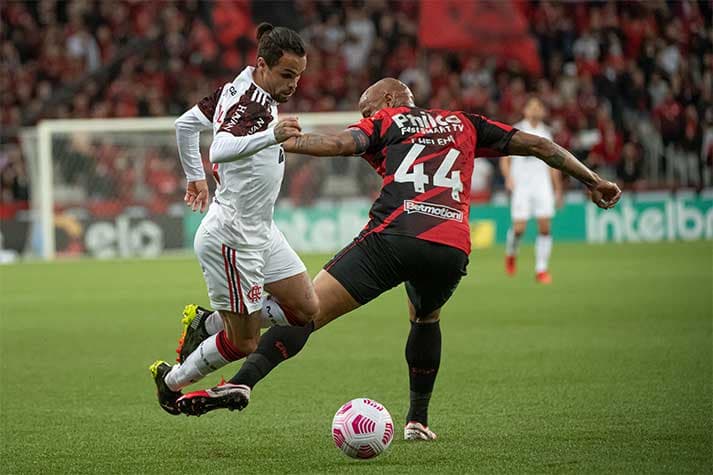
[331,398,394,459]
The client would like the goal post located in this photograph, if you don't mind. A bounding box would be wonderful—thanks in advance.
[25,112,363,260]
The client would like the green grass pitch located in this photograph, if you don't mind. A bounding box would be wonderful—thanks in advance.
[1,242,711,474]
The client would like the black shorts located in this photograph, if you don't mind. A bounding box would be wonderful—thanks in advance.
[324,232,468,318]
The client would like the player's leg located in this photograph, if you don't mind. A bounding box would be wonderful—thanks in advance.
[403,301,441,441]
[226,234,397,390]
[178,233,403,415]
[534,189,555,283]
[175,226,317,360]
[162,221,265,392]
[166,309,260,392]
[261,224,319,326]
[534,217,553,283]
[399,237,468,441]
[506,188,530,275]
[151,211,241,414]
[175,304,224,364]
[174,308,261,415]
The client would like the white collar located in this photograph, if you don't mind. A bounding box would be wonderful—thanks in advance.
[240,66,275,103]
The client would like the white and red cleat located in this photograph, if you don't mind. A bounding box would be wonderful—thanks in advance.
[505,255,516,276]
[177,382,251,416]
[535,271,552,284]
[404,421,437,441]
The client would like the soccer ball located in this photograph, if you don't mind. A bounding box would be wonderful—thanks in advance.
[331,398,394,459]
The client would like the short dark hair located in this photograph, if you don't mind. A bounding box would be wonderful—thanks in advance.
[256,22,306,67]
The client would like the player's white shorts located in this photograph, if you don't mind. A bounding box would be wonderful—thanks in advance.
[194,210,306,314]
[511,185,555,221]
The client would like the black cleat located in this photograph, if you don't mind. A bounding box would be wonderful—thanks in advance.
[177,382,251,417]
[176,304,213,363]
[149,360,182,415]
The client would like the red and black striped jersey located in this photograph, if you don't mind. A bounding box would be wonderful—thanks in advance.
[348,106,517,255]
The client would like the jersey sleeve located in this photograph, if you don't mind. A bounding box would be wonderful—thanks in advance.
[464,113,518,157]
[347,115,383,153]
[347,112,388,171]
[196,86,224,124]
[216,100,272,137]
[175,106,212,181]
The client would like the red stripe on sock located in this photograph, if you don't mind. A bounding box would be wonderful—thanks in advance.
[215,330,246,361]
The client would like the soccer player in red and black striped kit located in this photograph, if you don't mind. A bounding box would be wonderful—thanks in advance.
[178,78,622,440]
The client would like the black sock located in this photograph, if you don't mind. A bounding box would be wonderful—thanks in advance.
[229,321,314,388]
[405,320,441,426]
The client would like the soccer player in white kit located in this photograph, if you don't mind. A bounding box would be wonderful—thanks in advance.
[500,97,563,283]
[149,24,319,415]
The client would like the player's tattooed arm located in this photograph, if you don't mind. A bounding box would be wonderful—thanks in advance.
[508,130,622,209]
[283,129,369,156]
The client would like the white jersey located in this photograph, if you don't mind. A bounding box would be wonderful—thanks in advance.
[175,67,307,314]
[188,66,283,249]
[511,119,553,192]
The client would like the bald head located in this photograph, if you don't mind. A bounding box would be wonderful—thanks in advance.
[358,78,416,118]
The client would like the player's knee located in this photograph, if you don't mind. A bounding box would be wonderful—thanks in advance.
[410,308,441,323]
[298,296,319,321]
[284,293,319,324]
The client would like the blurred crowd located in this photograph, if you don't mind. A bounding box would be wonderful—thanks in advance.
[1,0,711,206]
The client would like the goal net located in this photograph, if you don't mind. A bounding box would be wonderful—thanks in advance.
[20,112,381,260]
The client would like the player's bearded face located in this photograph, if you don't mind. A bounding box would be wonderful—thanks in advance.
[259,53,307,103]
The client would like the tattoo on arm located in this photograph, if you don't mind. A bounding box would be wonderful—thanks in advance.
[508,131,599,188]
[286,130,360,157]
[292,134,330,153]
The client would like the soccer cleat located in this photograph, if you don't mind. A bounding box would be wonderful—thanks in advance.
[505,255,516,276]
[535,271,552,284]
[404,421,437,441]
[176,304,213,363]
[149,360,182,416]
[177,382,251,416]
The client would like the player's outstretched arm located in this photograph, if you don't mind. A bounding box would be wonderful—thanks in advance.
[210,118,302,163]
[508,131,622,209]
[283,129,368,157]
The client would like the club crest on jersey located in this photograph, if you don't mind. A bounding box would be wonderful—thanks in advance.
[403,200,463,222]
[247,285,263,304]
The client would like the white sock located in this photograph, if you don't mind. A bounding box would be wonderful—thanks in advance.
[506,228,521,257]
[535,234,553,273]
[204,311,224,334]
[260,295,296,327]
[201,297,295,332]
[165,333,229,391]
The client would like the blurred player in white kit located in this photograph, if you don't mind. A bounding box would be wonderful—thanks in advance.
[500,97,563,284]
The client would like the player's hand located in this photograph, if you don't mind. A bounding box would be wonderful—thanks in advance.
[589,180,622,209]
[185,179,209,213]
[274,117,302,143]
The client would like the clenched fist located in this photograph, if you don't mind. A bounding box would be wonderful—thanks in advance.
[590,180,622,209]
[274,117,302,143]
